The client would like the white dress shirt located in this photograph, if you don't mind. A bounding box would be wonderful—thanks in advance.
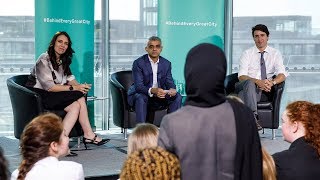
[238,45,288,79]
[148,56,159,97]
[11,156,84,180]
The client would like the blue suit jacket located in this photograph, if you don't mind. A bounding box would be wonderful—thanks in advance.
[128,54,176,99]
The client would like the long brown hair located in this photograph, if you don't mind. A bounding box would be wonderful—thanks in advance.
[17,113,63,180]
[0,147,8,180]
[47,31,74,75]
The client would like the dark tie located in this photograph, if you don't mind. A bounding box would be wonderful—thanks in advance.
[260,51,267,80]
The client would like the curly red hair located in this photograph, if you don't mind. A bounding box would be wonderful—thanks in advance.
[286,101,320,156]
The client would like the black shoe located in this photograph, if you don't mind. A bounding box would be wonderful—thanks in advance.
[66,151,78,157]
[83,134,110,149]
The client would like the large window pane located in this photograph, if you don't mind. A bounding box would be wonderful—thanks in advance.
[0,1,35,136]
[0,0,106,134]
[108,0,157,128]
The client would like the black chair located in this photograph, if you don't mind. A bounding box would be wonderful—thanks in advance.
[109,70,168,138]
[224,73,285,139]
[7,75,83,145]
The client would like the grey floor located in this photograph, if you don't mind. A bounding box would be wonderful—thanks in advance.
[1,128,290,179]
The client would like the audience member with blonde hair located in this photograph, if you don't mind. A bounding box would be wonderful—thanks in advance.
[228,94,276,180]
[11,113,84,180]
[120,147,181,180]
[262,147,276,180]
[273,101,320,180]
[127,123,159,155]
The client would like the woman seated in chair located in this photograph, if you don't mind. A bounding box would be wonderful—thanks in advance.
[25,31,108,149]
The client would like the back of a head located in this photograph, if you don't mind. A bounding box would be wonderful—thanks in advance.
[262,147,276,180]
[0,147,8,180]
[18,113,63,180]
[127,123,159,155]
[184,43,226,107]
[120,147,181,180]
[306,103,320,156]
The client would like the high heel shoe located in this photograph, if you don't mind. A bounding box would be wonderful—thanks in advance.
[83,134,110,149]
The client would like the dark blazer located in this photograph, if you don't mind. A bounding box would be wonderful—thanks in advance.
[128,54,176,98]
[273,137,320,180]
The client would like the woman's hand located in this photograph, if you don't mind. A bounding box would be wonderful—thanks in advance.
[74,83,92,94]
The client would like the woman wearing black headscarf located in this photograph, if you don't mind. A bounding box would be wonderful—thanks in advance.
[158,43,262,180]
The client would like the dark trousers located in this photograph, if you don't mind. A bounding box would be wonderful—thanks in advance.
[235,80,271,114]
[128,93,182,123]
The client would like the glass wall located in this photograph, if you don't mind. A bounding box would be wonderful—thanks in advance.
[0,1,35,135]
[232,0,320,114]
[107,0,158,128]
[0,0,158,134]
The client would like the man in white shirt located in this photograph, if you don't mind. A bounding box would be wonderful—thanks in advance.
[236,24,288,130]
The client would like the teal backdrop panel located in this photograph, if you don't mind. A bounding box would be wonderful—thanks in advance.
[35,0,95,127]
[158,0,225,95]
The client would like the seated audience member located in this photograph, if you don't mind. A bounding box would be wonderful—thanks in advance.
[262,147,276,180]
[127,123,159,155]
[120,147,181,179]
[11,113,84,180]
[158,43,262,180]
[127,36,182,123]
[0,147,8,180]
[273,101,320,180]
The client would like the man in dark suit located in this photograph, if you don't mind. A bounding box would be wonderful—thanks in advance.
[127,36,182,123]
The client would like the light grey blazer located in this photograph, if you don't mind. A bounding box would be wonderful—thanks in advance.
[158,102,236,180]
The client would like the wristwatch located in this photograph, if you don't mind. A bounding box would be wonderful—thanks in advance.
[69,85,73,91]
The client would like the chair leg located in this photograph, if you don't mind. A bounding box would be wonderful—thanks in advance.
[124,128,128,139]
[272,129,276,140]
[121,128,123,133]
[262,128,264,134]
[77,137,81,149]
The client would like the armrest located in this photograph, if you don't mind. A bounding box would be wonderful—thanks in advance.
[110,75,130,110]
[7,79,44,113]
[7,78,44,139]
[272,81,285,108]
[224,73,239,95]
